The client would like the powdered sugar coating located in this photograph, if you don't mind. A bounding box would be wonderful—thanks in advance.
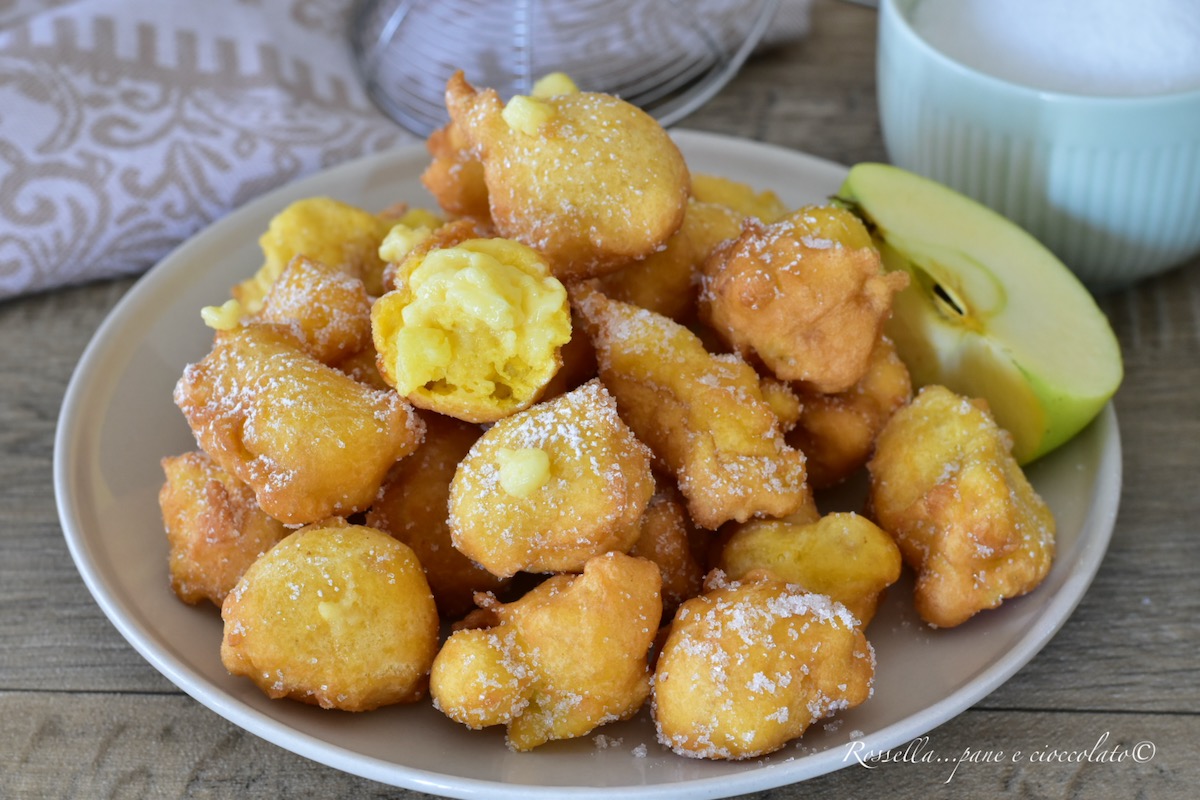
[174,324,424,524]
[448,379,654,576]
[652,573,874,760]
[430,551,662,751]
[573,284,809,529]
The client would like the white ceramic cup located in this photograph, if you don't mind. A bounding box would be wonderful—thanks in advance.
[877,0,1200,291]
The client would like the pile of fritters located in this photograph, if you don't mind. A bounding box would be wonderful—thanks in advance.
[159,70,1056,759]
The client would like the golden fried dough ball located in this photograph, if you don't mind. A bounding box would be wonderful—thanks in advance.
[253,255,373,365]
[421,119,492,221]
[448,379,654,577]
[158,451,289,606]
[597,198,745,323]
[700,205,909,394]
[366,413,508,619]
[868,385,1056,628]
[628,489,706,616]
[174,324,425,524]
[420,72,577,223]
[445,72,690,281]
[371,237,571,423]
[788,334,913,489]
[595,211,698,322]
[232,197,392,312]
[572,283,809,530]
[690,173,788,223]
[332,343,391,391]
[717,512,902,627]
[430,551,662,750]
[653,572,874,760]
[220,523,439,711]
[685,199,748,261]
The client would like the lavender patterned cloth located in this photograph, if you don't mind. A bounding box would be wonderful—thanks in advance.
[0,0,810,299]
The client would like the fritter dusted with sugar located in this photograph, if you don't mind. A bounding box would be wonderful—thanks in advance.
[444,71,689,282]
[159,450,289,606]
[173,324,424,525]
[868,384,1056,628]
[653,571,874,760]
[430,551,662,750]
[700,205,908,394]
[448,379,654,577]
[220,523,439,711]
[573,283,809,530]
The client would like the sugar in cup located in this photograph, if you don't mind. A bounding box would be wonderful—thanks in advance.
[877,0,1200,291]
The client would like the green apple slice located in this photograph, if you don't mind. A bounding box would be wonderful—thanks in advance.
[836,163,1122,464]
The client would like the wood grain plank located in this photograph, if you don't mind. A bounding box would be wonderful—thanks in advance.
[4,2,1199,797]
[1,693,1194,799]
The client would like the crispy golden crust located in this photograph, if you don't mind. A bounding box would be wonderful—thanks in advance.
[445,72,689,282]
[365,413,508,620]
[421,120,492,221]
[173,324,425,524]
[628,488,706,616]
[430,551,662,750]
[258,255,373,365]
[652,573,874,759]
[448,379,654,577]
[788,334,913,489]
[233,196,393,311]
[689,173,788,223]
[572,283,809,530]
[716,512,903,627]
[159,450,289,606]
[596,199,744,323]
[220,524,439,711]
[867,385,1056,628]
[699,206,908,394]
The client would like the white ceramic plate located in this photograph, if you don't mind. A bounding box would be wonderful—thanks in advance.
[54,130,1121,799]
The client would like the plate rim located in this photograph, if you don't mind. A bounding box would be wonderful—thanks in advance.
[52,129,1123,799]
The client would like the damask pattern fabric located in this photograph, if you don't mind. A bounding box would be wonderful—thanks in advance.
[0,0,412,298]
[0,0,811,300]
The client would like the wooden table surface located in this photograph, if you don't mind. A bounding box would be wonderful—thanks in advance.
[3,1,1198,797]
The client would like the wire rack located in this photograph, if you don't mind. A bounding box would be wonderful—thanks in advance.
[350,0,780,136]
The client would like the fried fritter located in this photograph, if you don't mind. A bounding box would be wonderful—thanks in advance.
[628,488,706,616]
[421,119,492,221]
[597,198,744,323]
[689,173,788,223]
[653,572,874,760]
[867,385,1056,628]
[430,551,662,750]
[257,255,373,365]
[448,379,654,577]
[220,523,439,711]
[371,236,571,423]
[572,283,809,530]
[445,72,689,281]
[174,324,424,524]
[716,512,902,627]
[421,72,578,224]
[159,450,289,606]
[233,196,393,311]
[365,412,508,620]
[700,205,909,394]
[788,334,912,489]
